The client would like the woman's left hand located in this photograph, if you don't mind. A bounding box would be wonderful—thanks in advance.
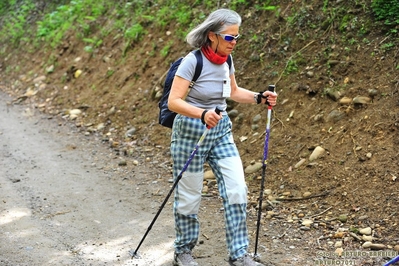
[262,91,278,106]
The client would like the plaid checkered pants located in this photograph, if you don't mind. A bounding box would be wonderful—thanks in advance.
[171,114,249,260]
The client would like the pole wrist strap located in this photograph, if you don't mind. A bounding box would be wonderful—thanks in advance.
[201,110,208,125]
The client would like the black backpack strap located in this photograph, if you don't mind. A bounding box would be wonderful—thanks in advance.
[227,54,232,70]
[192,49,203,82]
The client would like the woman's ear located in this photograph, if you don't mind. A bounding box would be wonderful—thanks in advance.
[208,31,217,43]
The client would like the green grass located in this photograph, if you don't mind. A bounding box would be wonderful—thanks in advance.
[0,0,35,46]
[0,0,397,60]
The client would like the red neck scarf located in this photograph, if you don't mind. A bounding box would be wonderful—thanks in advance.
[201,45,228,65]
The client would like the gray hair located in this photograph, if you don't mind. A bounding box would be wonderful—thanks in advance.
[186,9,242,48]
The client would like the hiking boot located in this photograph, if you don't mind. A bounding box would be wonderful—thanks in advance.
[173,251,199,266]
[228,253,265,266]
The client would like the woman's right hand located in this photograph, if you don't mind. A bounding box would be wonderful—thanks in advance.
[203,109,222,128]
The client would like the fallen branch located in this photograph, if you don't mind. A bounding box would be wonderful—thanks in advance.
[267,199,275,208]
[350,131,358,158]
[44,210,71,219]
[275,191,330,201]
[277,225,292,238]
[349,232,362,242]
[310,206,332,218]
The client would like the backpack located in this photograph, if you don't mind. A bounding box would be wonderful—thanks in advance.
[158,50,232,128]
[158,50,203,128]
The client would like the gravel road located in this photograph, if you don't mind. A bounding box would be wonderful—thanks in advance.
[0,92,177,266]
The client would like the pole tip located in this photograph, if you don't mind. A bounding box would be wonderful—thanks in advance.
[253,253,262,262]
[129,250,142,259]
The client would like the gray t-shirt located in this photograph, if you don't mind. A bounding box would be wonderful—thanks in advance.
[175,51,235,112]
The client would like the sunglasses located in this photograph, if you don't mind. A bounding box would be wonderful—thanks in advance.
[218,33,241,42]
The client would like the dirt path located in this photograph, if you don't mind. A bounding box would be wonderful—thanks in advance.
[0,92,181,266]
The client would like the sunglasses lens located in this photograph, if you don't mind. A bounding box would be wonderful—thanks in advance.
[218,34,240,42]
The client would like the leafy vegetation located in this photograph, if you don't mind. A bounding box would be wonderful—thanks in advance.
[372,0,399,29]
[0,0,398,63]
[36,0,112,48]
[0,0,281,55]
[0,0,35,46]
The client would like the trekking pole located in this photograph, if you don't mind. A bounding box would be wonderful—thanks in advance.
[254,85,275,259]
[384,254,399,266]
[130,106,223,259]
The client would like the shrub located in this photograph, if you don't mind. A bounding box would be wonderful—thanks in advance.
[372,0,399,26]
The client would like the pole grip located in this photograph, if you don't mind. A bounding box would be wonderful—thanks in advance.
[206,106,223,129]
[268,84,275,92]
[264,85,275,106]
[215,106,222,115]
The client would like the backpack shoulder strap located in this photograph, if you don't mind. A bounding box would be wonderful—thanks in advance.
[192,49,203,82]
[227,54,232,70]
[190,50,230,81]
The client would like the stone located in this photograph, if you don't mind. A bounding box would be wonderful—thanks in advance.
[302,219,313,227]
[327,109,346,122]
[228,109,239,118]
[368,89,379,97]
[68,109,82,116]
[33,75,46,84]
[334,241,343,248]
[328,60,340,66]
[97,123,105,130]
[264,189,272,195]
[325,88,343,101]
[46,65,55,73]
[338,214,348,223]
[359,227,372,235]
[362,241,372,248]
[353,96,371,104]
[74,69,82,78]
[204,170,215,180]
[335,248,344,256]
[309,146,325,161]
[334,232,345,238]
[303,191,312,197]
[362,235,373,242]
[369,243,386,250]
[294,158,306,168]
[253,114,262,123]
[244,162,262,174]
[339,97,352,105]
[125,127,136,138]
[306,71,314,78]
